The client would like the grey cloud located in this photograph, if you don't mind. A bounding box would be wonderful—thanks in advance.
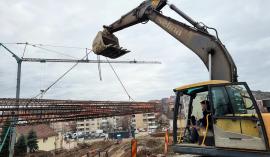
[0,0,270,101]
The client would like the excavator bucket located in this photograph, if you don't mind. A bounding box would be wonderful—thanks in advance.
[92,31,130,59]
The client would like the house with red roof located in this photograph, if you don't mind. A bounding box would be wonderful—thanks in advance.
[16,124,60,151]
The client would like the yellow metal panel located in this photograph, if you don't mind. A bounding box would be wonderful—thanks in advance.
[241,119,260,137]
[174,80,229,91]
[216,119,241,133]
[216,118,260,137]
[262,113,270,147]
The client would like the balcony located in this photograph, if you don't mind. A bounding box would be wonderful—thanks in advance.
[148,125,158,129]
[147,116,156,119]
[76,126,85,129]
[147,121,156,124]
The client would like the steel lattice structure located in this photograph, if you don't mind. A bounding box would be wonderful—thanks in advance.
[0,98,160,125]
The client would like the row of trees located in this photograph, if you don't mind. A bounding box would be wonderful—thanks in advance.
[15,130,39,155]
[0,120,38,156]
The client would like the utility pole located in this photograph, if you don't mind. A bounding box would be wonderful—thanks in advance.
[0,43,22,157]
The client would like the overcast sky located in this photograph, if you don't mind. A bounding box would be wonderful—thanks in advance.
[0,0,270,101]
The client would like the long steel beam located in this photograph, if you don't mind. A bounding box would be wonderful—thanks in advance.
[0,98,160,125]
[21,58,161,64]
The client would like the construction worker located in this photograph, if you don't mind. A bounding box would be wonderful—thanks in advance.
[199,100,212,129]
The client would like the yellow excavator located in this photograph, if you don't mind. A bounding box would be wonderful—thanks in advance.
[91,0,270,156]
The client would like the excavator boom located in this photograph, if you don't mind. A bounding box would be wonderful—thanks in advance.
[92,0,238,82]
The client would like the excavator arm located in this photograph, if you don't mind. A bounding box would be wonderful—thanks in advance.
[92,0,238,82]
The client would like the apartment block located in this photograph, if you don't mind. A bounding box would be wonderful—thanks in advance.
[76,117,118,133]
[131,113,158,133]
[76,118,100,133]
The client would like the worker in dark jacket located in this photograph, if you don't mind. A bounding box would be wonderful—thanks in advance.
[199,100,212,129]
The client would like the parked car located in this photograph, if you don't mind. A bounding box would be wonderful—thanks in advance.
[94,133,100,138]
[100,133,106,138]
[64,132,72,140]
[72,133,78,139]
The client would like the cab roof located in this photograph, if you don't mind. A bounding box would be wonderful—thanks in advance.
[174,80,229,92]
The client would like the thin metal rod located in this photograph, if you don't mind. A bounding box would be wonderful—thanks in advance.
[0,43,21,61]
[209,53,212,80]
[97,55,102,81]
[21,57,161,64]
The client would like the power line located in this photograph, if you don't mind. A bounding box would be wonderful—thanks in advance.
[21,42,28,58]
[30,43,91,50]
[29,44,79,59]
[34,50,91,98]
[1,42,86,59]
[1,42,91,50]
[106,57,134,101]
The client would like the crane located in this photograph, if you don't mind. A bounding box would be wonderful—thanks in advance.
[91,0,270,156]
[0,43,160,157]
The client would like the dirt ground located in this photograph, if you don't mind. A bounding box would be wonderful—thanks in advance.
[23,134,196,157]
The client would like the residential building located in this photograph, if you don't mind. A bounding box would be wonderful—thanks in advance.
[76,117,118,133]
[167,96,176,111]
[76,118,100,133]
[131,113,158,133]
[50,121,76,133]
[16,124,60,151]
[257,99,270,112]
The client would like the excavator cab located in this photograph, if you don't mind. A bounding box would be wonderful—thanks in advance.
[173,80,270,157]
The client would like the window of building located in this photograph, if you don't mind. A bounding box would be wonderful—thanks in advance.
[43,137,48,143]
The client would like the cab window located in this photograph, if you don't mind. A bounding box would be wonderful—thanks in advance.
[211,84,256,116]
[211,86,231,116]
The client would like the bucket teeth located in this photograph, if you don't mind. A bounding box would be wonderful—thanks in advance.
[112,45,119,48]
[107,44,114,47]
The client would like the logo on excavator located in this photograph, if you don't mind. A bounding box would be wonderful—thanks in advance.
[156,17,183,37]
